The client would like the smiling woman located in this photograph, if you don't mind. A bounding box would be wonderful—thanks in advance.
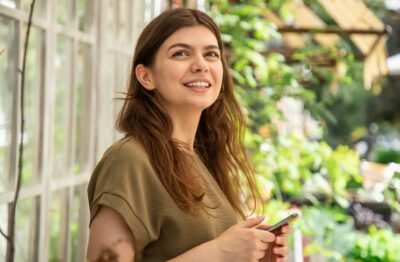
[87,8,291,262]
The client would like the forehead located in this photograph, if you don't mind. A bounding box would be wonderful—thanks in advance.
[160,25,219,49]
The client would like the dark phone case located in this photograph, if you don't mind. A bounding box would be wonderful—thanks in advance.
[266,213,298,232]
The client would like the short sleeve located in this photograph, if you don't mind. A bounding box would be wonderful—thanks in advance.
[87,138,164,252]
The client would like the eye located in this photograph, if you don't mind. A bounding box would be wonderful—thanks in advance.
[205,51,220,58]
[172,50,189,57]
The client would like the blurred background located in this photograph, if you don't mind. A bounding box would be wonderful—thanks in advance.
[0,0,399,261]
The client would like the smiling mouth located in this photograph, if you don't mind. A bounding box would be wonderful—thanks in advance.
[183,81,211,88]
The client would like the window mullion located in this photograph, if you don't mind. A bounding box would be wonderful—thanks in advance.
[7,6,22,196]
[36,0,55,259]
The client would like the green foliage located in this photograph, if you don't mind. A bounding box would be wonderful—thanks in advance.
[210,0,320,134]
[316,61,373,146]
[209,0,392,199]
[70,218,79,260]
[384,172,400,212]
[292,1,392,147]
[298,206,400,261]
[349,226,400,262]
[210,1,399,260]
[260,199,292,224]
[253,135,362,207]
[49,210,60,261]
[210,0,364,207]
[374,149,400,164]
[300,205,357,261]
[363,0,389,19]
[210,0,367,147]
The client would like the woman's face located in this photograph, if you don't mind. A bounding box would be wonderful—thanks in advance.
[149,25,223,115]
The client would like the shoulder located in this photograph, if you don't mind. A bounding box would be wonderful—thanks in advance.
[88,136,156,194]
[103,136,150,166]
[88,137,160,250]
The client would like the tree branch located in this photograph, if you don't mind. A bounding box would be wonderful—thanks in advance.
[4,0,36,261]
[0,227,9,241]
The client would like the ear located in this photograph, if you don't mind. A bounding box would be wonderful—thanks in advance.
[135,64,156,90]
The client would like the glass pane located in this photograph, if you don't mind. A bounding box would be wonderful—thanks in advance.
[15,197,38,261]
[53,35,72,178]
[132,0,145,42]
[116,55,130,94]
[117,0,130,45]
[144,0,153,23]
[56,0,72,26]
[0,0,17,9]
[22,26,43,186]
[77,0,93,32]
[106,0,117,38]
[73,43,92,175]
[97,52,115,159]
[0,17,17,191]
[49,189,68,262]
[69,185,88,261]
[22,0,47,19]
[113,55,130,140]
[0,204,8,258]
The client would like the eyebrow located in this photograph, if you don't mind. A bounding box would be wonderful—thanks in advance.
[167,43,220,51]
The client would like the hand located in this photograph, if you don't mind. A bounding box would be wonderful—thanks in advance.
[213,216,276,262]
[257,224,291,262]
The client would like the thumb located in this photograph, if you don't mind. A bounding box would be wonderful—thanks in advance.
[239,216,265,228]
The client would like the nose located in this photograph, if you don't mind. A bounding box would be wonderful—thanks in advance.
[190,55,209,73]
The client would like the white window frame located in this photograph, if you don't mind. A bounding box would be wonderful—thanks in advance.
[0,0,171,260]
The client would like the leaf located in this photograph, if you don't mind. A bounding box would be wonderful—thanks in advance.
[233,57,249,72]
[333,195,349,208]
[243,65,257,88]
[230,69,246,85]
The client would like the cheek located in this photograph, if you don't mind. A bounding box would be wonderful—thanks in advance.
[156,62,187,84]
[212,63,224,86]
[153,68,178,87]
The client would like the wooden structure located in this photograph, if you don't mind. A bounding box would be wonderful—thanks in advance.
[263,0,388,89]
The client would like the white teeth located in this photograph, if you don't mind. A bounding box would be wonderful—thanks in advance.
[185,81,210,87]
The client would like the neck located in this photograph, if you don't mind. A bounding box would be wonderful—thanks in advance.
[167,109,202,153]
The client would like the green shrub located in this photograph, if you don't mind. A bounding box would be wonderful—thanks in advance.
[348,226,400,262]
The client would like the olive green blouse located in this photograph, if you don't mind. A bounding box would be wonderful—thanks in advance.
[88,137,238,262]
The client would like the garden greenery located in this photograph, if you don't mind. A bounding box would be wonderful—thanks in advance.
[209,0,400,260]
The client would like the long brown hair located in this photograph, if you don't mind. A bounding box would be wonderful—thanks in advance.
[116,8,260,219]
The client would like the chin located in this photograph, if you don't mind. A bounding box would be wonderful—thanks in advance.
[193,101,218,111]
[183,97,216,108]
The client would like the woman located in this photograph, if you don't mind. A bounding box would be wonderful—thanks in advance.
[87,8,290,262]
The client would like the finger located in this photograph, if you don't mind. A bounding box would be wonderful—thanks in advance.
[258,224,292,235]
[275,235,288,246]
[257,224,284,236]
[240,216,265,228]
[254,250,266,260]
[255,229,275,243]
[256,224,270,231]
[256,241,269,251]
[273,246,289,256]
[280,225,291,234]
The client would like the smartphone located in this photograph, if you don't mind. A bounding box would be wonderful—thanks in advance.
[266,213,299,233]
